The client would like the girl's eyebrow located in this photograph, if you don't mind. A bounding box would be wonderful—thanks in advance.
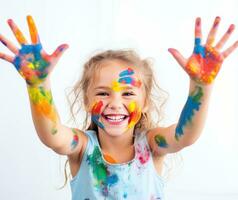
[94,86,135,90]
[94,86,110,90]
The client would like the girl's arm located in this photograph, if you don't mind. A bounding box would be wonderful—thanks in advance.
[148,17,238,156]
[0,16,86,158]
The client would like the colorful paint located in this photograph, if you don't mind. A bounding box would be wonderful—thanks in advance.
[103,153,117,164]
[186,37,223,84]
[8,19,27,44]
[28,86,58,134]
[91,101,105,129]
[87,146,119,196]
[13,44,49,85]
[112,68,142,91]
[2,16,68,86]
[136,143,150,165]
[70,128,80,150]
[154,134,168,148]
[175,86,203,140]
[27,15,39,44]
[127,101,142,129]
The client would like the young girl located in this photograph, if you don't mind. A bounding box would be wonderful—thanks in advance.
[0,16,237,200]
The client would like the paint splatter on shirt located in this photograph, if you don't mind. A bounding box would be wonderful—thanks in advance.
[70,130,164,200]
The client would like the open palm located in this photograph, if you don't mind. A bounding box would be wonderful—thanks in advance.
[0,15,68,86]
[169,17,238,84]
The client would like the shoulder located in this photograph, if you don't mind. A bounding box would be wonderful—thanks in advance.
[67,130,89,163]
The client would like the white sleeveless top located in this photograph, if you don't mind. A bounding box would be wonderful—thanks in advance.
[70,130,165,200]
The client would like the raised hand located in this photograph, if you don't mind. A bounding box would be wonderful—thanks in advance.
[168,17,238,84]
[0,15,68,86]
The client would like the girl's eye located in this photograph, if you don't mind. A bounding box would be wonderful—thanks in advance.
[96,92,109,96]
[123,92,135,96]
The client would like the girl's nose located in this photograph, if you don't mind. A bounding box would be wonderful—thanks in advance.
[107,97,123,111]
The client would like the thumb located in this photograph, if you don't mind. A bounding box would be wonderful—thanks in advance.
[168,48,187,69]
[51,43,69,61]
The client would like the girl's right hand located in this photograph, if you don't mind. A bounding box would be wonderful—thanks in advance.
[0,15,68,86]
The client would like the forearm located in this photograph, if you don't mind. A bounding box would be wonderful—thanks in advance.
[27,79,64,149]
[175,79,213,146]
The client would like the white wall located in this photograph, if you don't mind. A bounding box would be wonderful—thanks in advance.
[0,0,237,199]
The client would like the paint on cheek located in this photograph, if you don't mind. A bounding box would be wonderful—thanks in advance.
[127,101,141,129]
[175,86,203,140]
[91,101,105,129]
[70,128,80,150]
[87,146,119,196]
[28,86,58,134]
[154,134,168,148]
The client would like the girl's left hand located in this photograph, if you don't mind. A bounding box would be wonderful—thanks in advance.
[169,17,238,85]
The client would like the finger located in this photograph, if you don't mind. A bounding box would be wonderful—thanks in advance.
[7,19,28,45]
[168,48,187,68]
[0,52,14,63]
[46,44,69,72]
[27,15,40,44]
[206,16,221,46]
[221,40,238,58]
[0,34,19,54]
[51,44,69,60]
[195,17,202,40]
[215,24,235,50]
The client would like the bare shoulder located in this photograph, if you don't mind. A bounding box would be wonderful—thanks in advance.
[67,130,88,162]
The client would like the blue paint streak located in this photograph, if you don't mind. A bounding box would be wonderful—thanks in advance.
[106,174,119,186]
[92,115,105,129]
[175,96,201,140]
[194,38,205,58]
[119,69,134,77]
[118,77,133,84]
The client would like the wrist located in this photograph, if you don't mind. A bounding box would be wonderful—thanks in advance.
[26,78,51,89]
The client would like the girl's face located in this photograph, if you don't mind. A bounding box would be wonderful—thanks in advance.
[87,60,147,136]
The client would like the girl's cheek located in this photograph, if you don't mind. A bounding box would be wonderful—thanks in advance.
[91,100,105,129]
[127,101,142,129]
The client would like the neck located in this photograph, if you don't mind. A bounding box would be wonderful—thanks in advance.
[97,128,135,153]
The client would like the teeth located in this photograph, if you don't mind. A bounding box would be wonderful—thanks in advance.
[104,115,126,122]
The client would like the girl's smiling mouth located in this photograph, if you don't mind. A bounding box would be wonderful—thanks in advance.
[101,113,129,125]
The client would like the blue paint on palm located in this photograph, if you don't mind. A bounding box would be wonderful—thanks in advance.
[194,38,205,58]
[13,44,49,73]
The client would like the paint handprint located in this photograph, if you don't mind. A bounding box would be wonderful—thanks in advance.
[0,15,68,86]
[169,17,238,84]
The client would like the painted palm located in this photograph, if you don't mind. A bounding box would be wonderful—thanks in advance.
[0,15,68,86]
[169,17,238,140]
[169,17,238,85]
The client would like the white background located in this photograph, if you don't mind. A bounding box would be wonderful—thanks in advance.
[0,0,238,199]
